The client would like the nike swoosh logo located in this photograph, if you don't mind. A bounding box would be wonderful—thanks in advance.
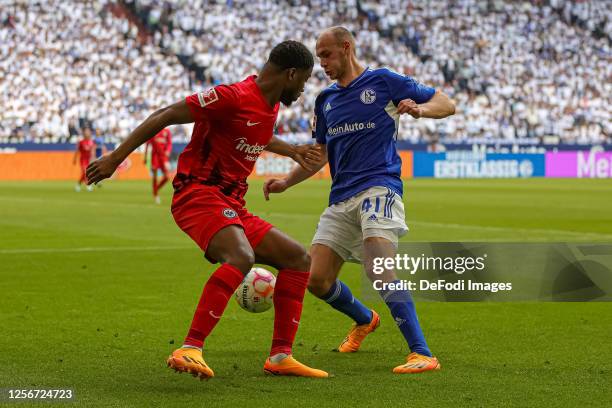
[292,318,300,324]
[246,121,261,126]
[209,311,222,319]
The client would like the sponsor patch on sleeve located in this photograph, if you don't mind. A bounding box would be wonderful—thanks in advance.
[197,88,219,107]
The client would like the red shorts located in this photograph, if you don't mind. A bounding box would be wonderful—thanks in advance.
[79,159,90,172]
[171,184,273,262]
[151,153,169,171]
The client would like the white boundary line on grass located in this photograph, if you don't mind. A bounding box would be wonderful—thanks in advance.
[409,220,612,240]
[265,212,612,240]
[0,245,192,254]
[0,196,153,209]
[2,196,612,240]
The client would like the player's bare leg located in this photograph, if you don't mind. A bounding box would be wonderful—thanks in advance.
[362,237,439,373]
[78,165,93,192]
[254,229,328,378]
[75,173,84,192]
[308,244,379,352]
[155,165,171,202]
[151,171,160,204]
[167,225,253,380]
[306,244,343,298]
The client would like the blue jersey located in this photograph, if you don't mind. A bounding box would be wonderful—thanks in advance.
[313,68,435,205]
[94,136,105,158]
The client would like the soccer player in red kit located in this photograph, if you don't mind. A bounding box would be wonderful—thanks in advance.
[86,41,328,379]
[73,127,95,192]
[144,128,172,203]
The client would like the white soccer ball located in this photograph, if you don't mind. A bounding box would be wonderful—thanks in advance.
[234,267,276,313]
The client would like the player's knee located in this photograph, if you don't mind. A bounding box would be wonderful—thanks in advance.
[224,247,255,274]
[307,274,333,298]
[283,249,311,272]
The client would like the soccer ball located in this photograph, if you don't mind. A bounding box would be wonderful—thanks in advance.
[234,267,276,313]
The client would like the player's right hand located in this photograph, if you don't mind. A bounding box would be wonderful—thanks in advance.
[263,178,288,201]
[86,154,122,185]
[293,144,322,172]
[397,99,423,119]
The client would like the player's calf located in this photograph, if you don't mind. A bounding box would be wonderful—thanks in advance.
[180,226,253,350]
[306,243,343,297]
[307,273,335,297]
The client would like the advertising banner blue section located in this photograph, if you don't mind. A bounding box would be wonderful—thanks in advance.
[413,152,545,178]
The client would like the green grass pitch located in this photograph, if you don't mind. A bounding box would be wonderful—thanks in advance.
[1,179,611,407]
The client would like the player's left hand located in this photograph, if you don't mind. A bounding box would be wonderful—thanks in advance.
[292,144,322,171]
[86,154,122,185]
[263,178,288,200]
[397,99,423,119]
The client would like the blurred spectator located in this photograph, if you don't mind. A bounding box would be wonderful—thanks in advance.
[0,0,610,145]
[0,0,192,144]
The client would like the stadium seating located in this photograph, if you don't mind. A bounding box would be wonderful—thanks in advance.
[1,0,609,144]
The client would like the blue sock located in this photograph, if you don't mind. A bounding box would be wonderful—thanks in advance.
[320,280,373,325]
[379,280,432,357]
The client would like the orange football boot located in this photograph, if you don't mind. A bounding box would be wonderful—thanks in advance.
[392,352,441,374]
[336,310,380,352]
[264,356,328,378]
[167,347,214,380]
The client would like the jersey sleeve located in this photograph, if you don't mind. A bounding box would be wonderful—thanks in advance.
[381,68,436,105]
[312,94,328,144]
[186,85,240,122]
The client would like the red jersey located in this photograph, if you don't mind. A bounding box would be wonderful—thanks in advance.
[78,139,95,162]
[147,128,172,156]
[174,76,279,202]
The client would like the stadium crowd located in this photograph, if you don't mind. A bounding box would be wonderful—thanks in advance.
[0,0,191,144]
[1,0,610,145]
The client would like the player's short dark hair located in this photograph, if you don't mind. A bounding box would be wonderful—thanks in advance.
[267,40,314,71]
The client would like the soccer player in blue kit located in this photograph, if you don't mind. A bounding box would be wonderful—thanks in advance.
[264,27,455,374]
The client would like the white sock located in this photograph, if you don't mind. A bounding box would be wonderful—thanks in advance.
[181,344,202,351]
[269,353,289,364]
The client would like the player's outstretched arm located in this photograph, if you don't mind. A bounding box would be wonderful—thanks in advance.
[265,136,322,171]
[263,143,327,200]
[397,90,455,119]
[86,101,193,184]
